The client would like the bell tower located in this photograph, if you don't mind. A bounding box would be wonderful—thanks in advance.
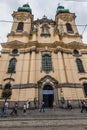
[7,3,33,42]
[55,4,82,43]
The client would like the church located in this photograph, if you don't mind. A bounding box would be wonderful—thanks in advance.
[0,3,87,107]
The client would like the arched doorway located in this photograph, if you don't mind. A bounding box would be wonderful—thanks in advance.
[43,85,54,108]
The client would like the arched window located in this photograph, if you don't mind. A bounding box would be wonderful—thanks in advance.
[8,58,17,73]
[76,58,85,73]
[83,83,87,96]
[16,22,24,32]
[66,23,73,33]
[42,54,52,73]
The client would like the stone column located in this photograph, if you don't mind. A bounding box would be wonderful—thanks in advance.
[57,51,66,83]
[29,50,36,83]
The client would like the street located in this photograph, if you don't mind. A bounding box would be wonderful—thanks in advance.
[0,108,87,130]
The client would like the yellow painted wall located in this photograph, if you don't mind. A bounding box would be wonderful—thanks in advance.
[10,88,37,101]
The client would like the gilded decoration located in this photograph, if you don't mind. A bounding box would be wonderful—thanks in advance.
[57,13,76,22]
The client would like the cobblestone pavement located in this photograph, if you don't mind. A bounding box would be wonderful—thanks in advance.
[0,108,87,130]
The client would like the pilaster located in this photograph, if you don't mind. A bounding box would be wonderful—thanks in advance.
[29,49,36,83]
[57,51,66,83]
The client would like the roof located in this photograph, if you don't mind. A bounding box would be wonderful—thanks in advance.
[18,3,32,14]
[56,4,70,15]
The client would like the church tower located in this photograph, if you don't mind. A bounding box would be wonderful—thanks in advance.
[55,4,82,43]
[7,3,33,43]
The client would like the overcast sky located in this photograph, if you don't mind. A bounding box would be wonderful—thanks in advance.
[0,0,87,50]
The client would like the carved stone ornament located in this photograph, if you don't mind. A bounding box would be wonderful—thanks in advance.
[15,13,31,21]
[59,13,75,22]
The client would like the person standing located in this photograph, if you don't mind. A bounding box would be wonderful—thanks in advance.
[53,101,56,111]
[67,100,72,109]
[34,98,37,109]
[23,103,27,115]
[61,97,65,108]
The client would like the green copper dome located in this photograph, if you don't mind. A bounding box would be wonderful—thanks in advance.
[18,3,32,13]
[56,4,70,15]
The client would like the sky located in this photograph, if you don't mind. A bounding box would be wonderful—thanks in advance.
[0,0,87,50]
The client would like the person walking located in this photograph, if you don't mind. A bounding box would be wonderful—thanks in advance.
[2,100,9,117]
[10,102,18,116]
[81,100,86,113]
[39,100,45,112]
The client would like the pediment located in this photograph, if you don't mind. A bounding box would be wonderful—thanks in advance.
[38,75,58,84]
[67,41,87,49]
[1,40,25,49]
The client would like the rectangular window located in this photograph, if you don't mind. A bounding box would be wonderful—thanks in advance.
[42,54,53,73]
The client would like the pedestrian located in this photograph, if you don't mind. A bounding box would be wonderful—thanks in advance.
[2,100,9,117]
[10,102,18,116]
[26,100,30,109]
[34,98,37,109]
[67,100,72,109]
[53,101,56,111]
[39,100,45,112]
[23,103,27,115]
[61,97,65,108]
[81,100,86,113]
[85,100,87,111]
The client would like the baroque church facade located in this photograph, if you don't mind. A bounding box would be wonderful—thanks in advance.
[0,3,87,107]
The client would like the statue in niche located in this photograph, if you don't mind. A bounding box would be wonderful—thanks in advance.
[41,23,50,37]
[33,24,38,32]
[54,26,59,33]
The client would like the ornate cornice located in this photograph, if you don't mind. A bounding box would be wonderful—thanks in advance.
[63,32,82,39]
[68,41,87,49]
[1,40,28,49]
[58,83,82,88]
[1,40,87,54]
[7,31,30,37]
[12,83,37,89]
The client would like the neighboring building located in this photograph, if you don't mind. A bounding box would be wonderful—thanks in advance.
[0,3,87,107]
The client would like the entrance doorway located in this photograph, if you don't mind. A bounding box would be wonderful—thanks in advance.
[43,85,54,108]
